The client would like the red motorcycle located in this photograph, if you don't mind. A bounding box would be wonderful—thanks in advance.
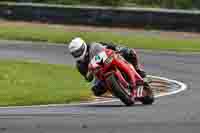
[88,48,154,106]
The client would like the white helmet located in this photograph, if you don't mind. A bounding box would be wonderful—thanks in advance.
[68,37,87,61]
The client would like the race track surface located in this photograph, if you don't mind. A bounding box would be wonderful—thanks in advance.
[0,40,199,133]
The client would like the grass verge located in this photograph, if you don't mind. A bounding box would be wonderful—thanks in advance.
[0,21,200,52]
[0,59,92,106]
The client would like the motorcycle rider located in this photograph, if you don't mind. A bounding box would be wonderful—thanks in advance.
[68,37,146,96]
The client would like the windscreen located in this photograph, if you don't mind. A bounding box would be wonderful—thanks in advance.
[89,42,105,60]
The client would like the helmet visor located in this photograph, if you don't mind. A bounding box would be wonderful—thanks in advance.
[71,43,86,58]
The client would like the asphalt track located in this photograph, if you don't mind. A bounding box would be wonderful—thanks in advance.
[0,40,199,133]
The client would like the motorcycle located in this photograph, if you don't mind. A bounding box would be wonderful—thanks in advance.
[88,48,154,106]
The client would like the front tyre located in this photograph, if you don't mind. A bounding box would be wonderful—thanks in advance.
[107,74,134,106]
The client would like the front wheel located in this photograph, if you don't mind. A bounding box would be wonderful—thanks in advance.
[107,74,134,106]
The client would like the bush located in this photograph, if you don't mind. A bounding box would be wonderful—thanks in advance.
[1,0,124,6]
[95,0,124,6]
[130,0,194,9]
[1,0,199,9]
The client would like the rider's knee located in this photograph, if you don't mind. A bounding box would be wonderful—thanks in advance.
[130,49,137,55]
[129,49,137,58]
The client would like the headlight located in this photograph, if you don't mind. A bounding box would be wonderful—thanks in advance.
[104,56,113,64]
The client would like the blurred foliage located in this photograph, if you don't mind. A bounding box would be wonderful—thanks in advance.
[1,0,200,9]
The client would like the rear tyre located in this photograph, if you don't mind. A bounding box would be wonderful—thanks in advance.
[107,74,134,106]
[141,83,154,105]
[141,95,154,105]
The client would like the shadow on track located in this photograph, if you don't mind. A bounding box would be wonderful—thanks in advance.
[83,104,151,108]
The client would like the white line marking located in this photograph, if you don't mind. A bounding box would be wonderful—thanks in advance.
[0,75,187,109]
[150,75,187,98]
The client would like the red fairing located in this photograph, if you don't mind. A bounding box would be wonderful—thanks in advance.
[89,48,143,96]
[89,48,154,105]
[112,55,143,88]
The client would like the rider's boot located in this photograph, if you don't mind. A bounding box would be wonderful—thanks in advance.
[134,65,146,78]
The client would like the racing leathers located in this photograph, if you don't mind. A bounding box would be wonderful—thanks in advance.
[76,42,146,96]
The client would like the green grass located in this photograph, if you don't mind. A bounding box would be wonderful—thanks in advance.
[0,22,200,52]
[0,59,92,106]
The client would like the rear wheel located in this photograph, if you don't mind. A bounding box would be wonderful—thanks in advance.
[107,74,134,106]
[141,83,154,105]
